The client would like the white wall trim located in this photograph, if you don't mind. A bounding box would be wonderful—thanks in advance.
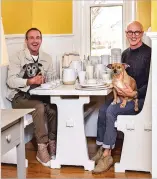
[146,32,157,39]
[5,34,74,39]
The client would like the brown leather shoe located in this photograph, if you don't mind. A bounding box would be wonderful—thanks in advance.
[36,143,51,167]
[91,146,103,164]
[48,139,56,159]
[92,155,113,174]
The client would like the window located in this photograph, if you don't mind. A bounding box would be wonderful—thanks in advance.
[90,5,123,56]
[80,0,135,57]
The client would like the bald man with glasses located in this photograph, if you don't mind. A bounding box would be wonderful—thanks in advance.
[91,21,151,174]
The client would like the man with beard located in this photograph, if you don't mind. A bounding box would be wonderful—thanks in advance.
[7,28,57,167]
[91,21,151,174]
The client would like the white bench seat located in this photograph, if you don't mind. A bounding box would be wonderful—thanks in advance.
[114,64,152,173]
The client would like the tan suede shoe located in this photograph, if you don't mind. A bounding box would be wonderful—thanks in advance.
[91,146,103,165]
[92,155,113,174]
[36,143,51,167]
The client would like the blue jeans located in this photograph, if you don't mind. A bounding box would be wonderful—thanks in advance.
[96,96,144,149]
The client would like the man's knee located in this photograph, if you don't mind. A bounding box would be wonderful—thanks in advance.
[106,105,117,122]
[46,104,57,117]
[34,102,45,115]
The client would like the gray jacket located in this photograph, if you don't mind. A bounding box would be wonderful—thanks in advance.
[7,48,53,101]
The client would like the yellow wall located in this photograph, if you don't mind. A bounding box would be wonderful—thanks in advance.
[32,0,72,34]
[2,0,72,34]
[1,19,9,65]
[151,0,157,31]
[2,0,32,34]
[136,0,151,31]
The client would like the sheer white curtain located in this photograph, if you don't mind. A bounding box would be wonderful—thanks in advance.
[1,17,9,65]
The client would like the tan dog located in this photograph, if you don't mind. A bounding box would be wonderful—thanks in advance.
[107,63,138,111]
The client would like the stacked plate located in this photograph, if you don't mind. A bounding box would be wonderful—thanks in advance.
[75,81,112,91]
[34,83,61,90]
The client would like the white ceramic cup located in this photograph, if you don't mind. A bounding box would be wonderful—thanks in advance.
[78,71,86,84]
[102,73,111,82]
[86,65,94,79]
[101,55,110,66]
[111,48,121,56]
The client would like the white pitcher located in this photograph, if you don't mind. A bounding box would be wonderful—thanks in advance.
[63,68,76,85]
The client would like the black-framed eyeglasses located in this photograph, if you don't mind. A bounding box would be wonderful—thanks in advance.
[126,31,142,36]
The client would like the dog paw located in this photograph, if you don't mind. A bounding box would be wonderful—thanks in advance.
[134,107,139,112]
[111,101,117,105]
[120,103,126,108]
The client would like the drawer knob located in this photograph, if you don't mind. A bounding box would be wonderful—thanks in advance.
[6,134,11,143]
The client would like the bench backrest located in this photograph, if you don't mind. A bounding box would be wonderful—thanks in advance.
[0,64,12,109]
[142,63,152,121]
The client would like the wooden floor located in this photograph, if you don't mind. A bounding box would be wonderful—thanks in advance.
[1,138,151,178]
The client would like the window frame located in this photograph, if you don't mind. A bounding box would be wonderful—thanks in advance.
[90,4,123,56]
[80,0,136,57]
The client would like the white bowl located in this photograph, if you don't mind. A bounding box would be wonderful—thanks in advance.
[41,83,51,89]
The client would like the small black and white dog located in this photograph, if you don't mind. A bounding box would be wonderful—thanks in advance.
[22,62,43,79]
[19,62,43,90]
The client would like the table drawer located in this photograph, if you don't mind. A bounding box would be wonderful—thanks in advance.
[1,122,20,156]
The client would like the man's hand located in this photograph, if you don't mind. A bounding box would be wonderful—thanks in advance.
[114,83,137,98]
[27,75,45,86]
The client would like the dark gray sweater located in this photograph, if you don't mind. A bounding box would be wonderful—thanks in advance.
[121,43,151,99]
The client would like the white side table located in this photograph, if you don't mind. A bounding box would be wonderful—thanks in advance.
[1,109,34,179]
